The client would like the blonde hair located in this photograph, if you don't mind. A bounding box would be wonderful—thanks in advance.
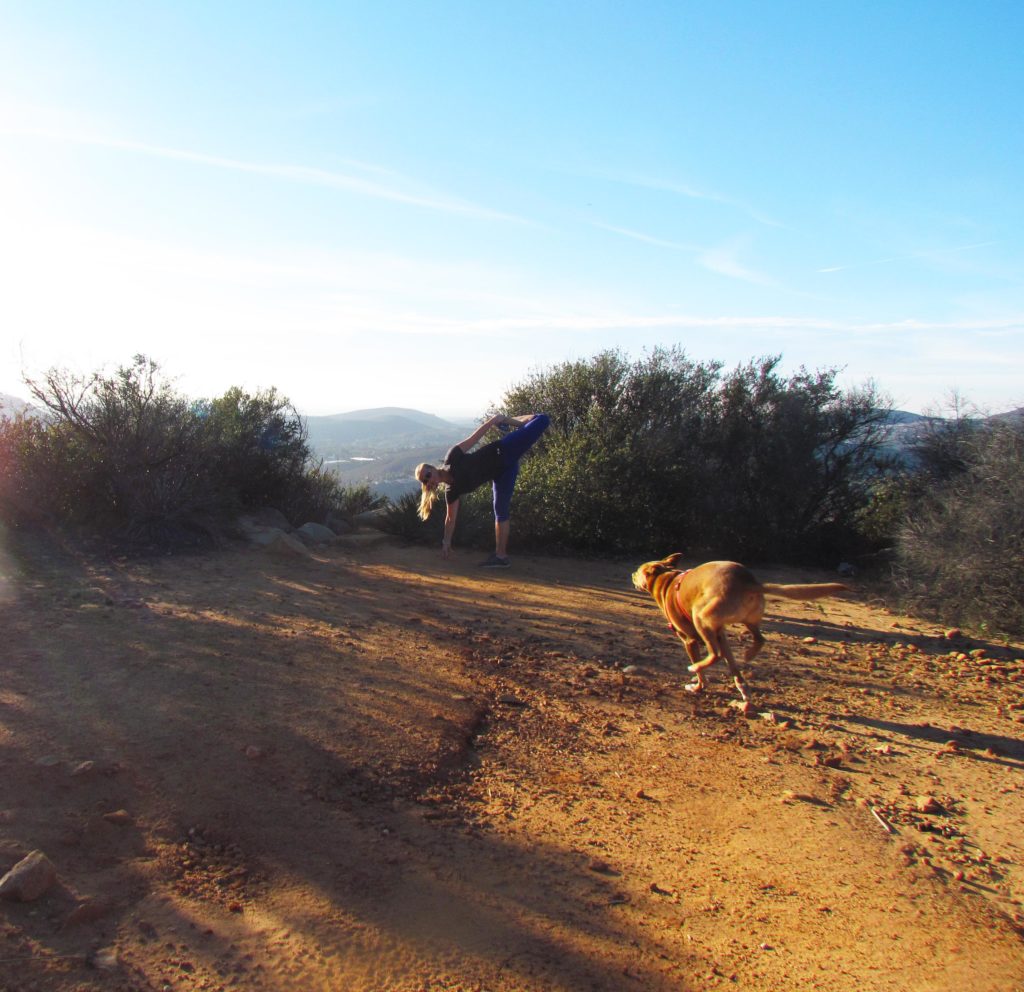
[415,463,441,520]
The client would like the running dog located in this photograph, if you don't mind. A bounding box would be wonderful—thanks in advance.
[632,554,848,708]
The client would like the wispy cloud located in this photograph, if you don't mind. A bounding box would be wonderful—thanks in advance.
[818,240,998,274]
[603,172,782,228]
[6,127,522,222]
[591,221,701,252]
[594,223,781,288]
[697,237,778,288]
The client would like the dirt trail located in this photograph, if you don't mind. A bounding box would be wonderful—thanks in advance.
[0,533,1022,991]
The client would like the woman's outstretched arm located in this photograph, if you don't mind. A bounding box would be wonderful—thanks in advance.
[453,413,522,452]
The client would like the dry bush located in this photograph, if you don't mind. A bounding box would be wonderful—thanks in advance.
[894,422,1024,636]
[4,356,355,549]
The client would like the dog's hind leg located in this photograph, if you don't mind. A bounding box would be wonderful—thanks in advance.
[717,632,752,705]
[742,624,765,663]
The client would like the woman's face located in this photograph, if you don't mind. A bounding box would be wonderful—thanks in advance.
[418,465,438,490]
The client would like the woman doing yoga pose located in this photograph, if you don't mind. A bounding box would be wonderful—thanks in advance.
[415,413,550,567]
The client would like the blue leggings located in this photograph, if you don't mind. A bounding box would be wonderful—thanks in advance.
[492,414,550,521]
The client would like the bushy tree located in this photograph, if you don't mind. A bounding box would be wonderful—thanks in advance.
[499,348,892,562]
[199,385,310,511]
[3,356,364,548]
[22,356,211,541]
[697,358,893,560]
[894,419,1024,635]
[502,348,721,554]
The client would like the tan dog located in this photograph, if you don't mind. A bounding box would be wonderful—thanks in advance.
[632,554,848,707]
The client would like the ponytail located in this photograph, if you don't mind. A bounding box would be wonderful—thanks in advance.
[418,484,438,521]
[415,463,441,520]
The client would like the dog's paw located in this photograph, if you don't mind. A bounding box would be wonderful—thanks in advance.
[683,680,704,694]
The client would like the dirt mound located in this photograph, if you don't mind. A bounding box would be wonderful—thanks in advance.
[0,535,1021,990]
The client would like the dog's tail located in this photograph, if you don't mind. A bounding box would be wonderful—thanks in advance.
[760,582,848,601]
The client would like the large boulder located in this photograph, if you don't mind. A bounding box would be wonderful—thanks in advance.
[352,507,389,531]
[325,512,353,535]
[296,522,338,545]
[262,531,311,558]
[237,508,293,540]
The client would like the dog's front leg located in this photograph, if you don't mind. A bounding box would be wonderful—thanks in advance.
[673,630,707,694]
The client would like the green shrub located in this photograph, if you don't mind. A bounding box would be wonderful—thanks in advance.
[377,484,495,551]
[332,482,388,519]
[500,348,893,563]
[199,386,309,513]
[378,492,427,543]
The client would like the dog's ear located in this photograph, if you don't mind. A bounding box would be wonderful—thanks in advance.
[663,552,687,569]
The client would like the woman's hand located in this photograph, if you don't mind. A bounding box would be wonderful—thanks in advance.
[441,539,452,559]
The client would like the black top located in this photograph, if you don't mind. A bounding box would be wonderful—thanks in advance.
[443,441,506,502]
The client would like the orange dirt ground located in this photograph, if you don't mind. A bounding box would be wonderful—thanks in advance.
[1,531,1022,991]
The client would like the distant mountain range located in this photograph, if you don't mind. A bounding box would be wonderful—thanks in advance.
[301,407,475,499]
[879,406,1023,461]
[303,406,472,451]
[0,392,37,417]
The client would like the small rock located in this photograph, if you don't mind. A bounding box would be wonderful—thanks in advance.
[944,628,962,640]
[102,809,133,826]
[64,899,111,928]
[802,636,818,645]
[497,694,526,707]
[70,760,97,778]
[914,795,945,815]
[588,859,613,874]
[244,745,265,760]
[90,946,119,971]
[0,850,58,902]
[621,665,640,674]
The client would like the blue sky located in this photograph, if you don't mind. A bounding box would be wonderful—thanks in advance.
[1,1,1021,419]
